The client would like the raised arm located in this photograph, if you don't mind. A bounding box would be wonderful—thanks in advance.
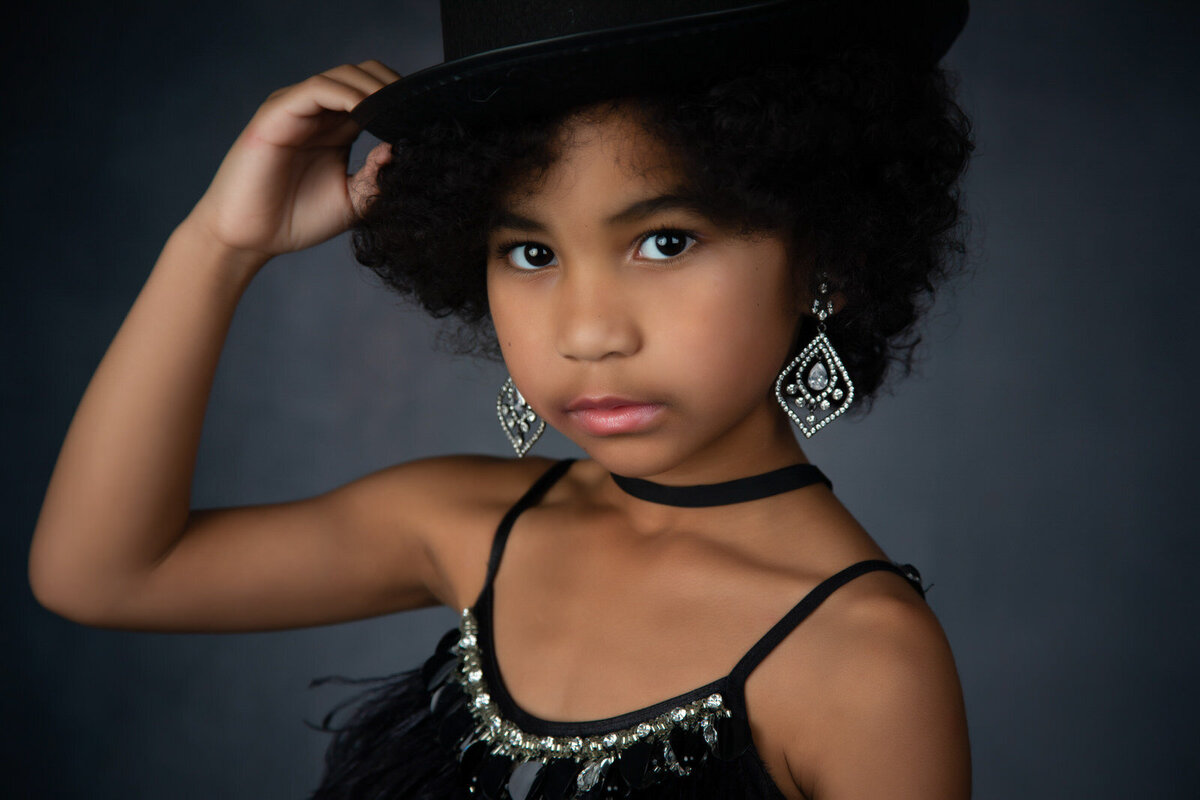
[24,61,488,632]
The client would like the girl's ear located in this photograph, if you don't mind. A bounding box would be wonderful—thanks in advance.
[784,235,844,315]
[828,291,848,315]
[794,268,849,318]
[793,289,848,329]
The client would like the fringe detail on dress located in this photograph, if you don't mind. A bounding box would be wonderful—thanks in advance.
[305,665,472,800]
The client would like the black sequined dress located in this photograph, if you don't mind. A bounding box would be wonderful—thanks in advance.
[308,458,927,799]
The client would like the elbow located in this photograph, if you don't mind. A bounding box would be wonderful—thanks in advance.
[28,566,86,623]
[30,582,117,627]
[28,548,112,627]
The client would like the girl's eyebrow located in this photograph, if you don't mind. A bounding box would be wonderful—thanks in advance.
[491,191,709,233]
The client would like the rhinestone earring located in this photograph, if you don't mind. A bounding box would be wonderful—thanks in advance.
[775,273,855,438]
[497,375,544,457]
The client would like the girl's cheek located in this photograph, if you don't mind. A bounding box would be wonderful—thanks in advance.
[690,284,795,388]
[487,276,525,352]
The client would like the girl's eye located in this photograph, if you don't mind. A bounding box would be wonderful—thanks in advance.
[637,229,697,261]
[503,243,557,271]
[494,228,698,272]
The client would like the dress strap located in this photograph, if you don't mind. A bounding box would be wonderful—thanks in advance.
[477,458,577,605]
[728,559,926,685]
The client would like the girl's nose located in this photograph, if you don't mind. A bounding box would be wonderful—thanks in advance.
[553,264,641,362]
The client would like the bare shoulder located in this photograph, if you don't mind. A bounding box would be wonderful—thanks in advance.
[775,570,971,799]
[380,452,562,510]
[396,453,566,610]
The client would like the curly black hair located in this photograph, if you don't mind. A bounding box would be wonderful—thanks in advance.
[350,47,973,415]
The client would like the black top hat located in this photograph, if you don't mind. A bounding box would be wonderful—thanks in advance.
[352,0,969,143]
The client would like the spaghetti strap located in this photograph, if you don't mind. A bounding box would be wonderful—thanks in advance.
[728,559,926,685]
[474,457,576,608]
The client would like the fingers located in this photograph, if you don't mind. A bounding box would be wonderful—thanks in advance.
[315,60,402,102]
[356,59,404,85]
[274,74,370,120]
[269,60,402,120]
[321,62,392,97]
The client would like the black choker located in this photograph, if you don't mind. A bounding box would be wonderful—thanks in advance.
[609,463,832,507]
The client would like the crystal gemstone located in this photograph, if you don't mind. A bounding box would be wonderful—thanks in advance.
[807,362,829,391]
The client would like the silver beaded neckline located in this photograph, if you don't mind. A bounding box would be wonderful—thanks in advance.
[455,606,732,766]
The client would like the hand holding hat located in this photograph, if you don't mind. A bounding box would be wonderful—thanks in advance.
[186,60,402,264]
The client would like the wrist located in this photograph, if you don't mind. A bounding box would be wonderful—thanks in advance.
[172,214,273,285]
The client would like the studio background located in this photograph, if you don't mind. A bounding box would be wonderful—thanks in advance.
[6,1,1196,797]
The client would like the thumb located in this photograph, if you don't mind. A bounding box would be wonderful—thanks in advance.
[348,141,393,218]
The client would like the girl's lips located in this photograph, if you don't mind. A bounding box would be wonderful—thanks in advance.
[566,403,664,436]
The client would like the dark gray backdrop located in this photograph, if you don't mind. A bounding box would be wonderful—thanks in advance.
[6,1,1197,797]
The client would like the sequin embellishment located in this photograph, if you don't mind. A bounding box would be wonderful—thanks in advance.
[422,608,752,799]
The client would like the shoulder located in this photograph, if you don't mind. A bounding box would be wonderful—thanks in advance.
[378,453,567,609]
[379,452,564,502]
[773,569,971,799]
[345,452,563,531]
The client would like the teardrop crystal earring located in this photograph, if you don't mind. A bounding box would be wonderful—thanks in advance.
[775,273,855,438]
[497,375,545,457]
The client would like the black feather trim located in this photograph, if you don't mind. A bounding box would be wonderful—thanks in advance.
[305,665,472,799]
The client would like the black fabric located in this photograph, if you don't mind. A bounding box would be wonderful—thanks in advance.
[351,0,970,142]
[609,462,831,507]
[440,0,747,61]
[308,458,928,799]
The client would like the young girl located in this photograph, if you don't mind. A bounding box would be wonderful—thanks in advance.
[29,1,974,798]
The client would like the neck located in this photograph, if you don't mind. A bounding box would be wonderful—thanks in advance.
[632,402,809,486]
[610,462,829,507]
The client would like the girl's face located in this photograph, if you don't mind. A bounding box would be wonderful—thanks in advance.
[486,105,808,480]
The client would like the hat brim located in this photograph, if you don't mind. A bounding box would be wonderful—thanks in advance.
[352,0,968,142]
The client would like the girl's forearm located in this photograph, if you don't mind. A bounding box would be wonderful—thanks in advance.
[28,218,269,617]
